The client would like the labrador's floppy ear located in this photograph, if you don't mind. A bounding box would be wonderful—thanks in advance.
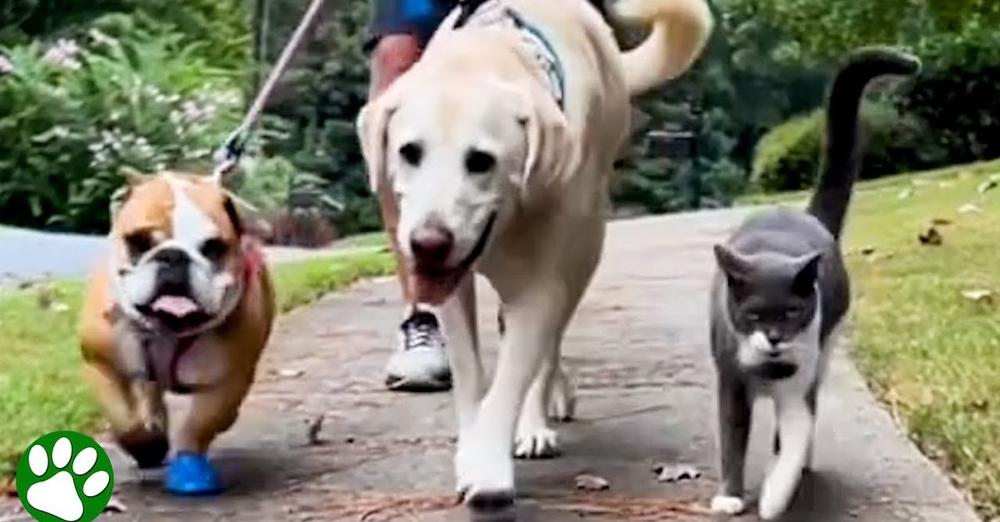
[517,84,576,201]
[356,92,399,194]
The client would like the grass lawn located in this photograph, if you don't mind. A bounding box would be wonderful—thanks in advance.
[0,247,393,478]
[750,159,1000,517]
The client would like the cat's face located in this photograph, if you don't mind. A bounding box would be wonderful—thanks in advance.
[714,244,822,379]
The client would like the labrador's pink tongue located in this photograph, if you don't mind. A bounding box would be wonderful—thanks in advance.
[151,295,199,317]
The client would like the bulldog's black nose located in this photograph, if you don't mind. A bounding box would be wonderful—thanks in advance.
[410,226,454,268]
[153,248,190,266]
[153,248,191,295]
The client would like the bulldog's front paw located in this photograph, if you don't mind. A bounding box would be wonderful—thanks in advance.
[710,494,746,516]
[514,423,560,459]
[454,433,515,513]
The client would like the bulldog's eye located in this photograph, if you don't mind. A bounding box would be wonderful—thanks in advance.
[465,149,496,174]
[200,238,228,262]
[399,142,423,167]
[124,231,153,259]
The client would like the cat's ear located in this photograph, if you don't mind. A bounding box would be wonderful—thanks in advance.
[715,244,752,297]
[714,244,751,279]
[791,251,823,296]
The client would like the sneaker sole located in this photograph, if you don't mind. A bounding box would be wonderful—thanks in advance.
[385,374,453,393]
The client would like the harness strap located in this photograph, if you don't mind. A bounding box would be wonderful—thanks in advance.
[450,1,566,110]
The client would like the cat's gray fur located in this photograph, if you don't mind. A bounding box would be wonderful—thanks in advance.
[708,48,920,520]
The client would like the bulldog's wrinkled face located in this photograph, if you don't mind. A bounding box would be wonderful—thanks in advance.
[110,173,245,335]
[387,83,528,303]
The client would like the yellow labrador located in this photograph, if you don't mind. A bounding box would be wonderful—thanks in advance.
[358,0,712,508]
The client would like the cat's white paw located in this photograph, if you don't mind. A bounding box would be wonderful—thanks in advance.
[513,425,560,459]
[758,486,791,520]
[710,494,746,515]
[548,366,576,422]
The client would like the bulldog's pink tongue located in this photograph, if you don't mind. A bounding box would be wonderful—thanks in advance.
[151,295,199,317]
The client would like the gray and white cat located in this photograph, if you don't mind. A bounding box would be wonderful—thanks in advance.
[708,48,920,520]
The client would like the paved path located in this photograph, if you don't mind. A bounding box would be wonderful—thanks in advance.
[1,210,981,521]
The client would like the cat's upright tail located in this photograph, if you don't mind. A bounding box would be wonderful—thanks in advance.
[807,47,921,238]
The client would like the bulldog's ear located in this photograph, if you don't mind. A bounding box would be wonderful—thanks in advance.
[517,86,576,201]
[222,196,245,237]
[109,167,147,218]
[356,92,399,194]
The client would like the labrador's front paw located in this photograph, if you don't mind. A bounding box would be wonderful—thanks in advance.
[454,432,515,512]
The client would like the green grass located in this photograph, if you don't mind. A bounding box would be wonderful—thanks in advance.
[0,248,393,478]
[757,159,1000,517]
[737,159,1000,207]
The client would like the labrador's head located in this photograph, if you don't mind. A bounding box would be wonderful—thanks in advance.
[358,74,574,304]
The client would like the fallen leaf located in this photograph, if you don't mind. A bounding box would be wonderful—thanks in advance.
[918,226,943,246]
[897,187,914,200]
[961,289,993,305]
[575,473,610,491]
[278,368,305,379]
[51,302,70,313]
[306,414,325,446]
[977,177,998,194]
[931,217,953,226]
[938,181,954,188]
[652,463,701,483]
[860,246,877,256]
[958,203,982,214]
[104,496,127,513]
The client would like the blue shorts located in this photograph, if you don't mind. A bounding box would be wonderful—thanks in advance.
[366,0,457,50]
[366,0,607,50]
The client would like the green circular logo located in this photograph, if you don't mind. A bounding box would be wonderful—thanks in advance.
[16,431,114,522]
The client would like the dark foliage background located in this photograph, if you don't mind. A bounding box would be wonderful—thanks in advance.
[1,0,998,240]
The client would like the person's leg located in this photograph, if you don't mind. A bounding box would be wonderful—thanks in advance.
[367,0,455,392]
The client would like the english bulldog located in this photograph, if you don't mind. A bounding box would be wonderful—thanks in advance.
[79,171,274,495]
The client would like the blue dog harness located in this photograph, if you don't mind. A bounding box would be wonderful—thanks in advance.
[452,0,567,110]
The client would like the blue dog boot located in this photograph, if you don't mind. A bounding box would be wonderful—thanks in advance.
[165,452,223,496]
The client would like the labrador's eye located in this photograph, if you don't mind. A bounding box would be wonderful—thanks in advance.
[200,238,228,262]
[399,142,423,166]
[124,231,153,260]
[465,149,496,174]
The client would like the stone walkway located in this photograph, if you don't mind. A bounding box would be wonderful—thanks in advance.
[1,210,981,521]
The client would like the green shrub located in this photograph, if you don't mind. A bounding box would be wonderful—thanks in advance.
[752,101,945,193]
[752,110,822,193]
[0,26,242,231]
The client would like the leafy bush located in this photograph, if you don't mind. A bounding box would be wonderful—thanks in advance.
[752,101,945,193]
[752,111,822,192]
[900,64,1000,166]
[0,27,242,231]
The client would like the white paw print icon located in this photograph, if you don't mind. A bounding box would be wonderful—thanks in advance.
[20,434,113,522]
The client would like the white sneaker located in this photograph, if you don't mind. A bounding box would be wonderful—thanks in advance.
[384,311,451,392]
